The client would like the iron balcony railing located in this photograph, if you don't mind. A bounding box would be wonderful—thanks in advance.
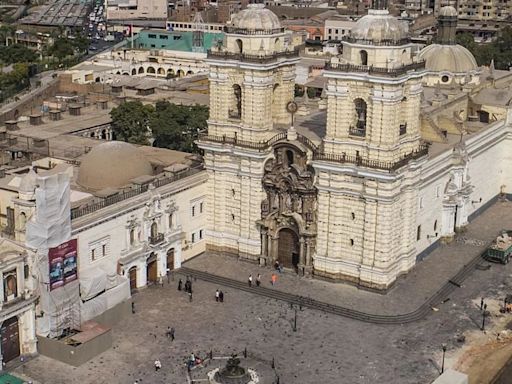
[325,61,426,77]
[225,26,285,35]
[149,233,164,245]
[207,47,300,64]
[342,36,411,46]
[199,132,429,172]
[349,126,366,137]
[70,165,204,220]
[313,144,429,172]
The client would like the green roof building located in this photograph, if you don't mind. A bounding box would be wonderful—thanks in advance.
[134,29,224,53]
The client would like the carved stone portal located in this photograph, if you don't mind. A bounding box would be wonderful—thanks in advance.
[259,144,317,275]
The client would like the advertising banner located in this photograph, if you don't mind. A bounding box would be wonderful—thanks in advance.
[49,239,78,291]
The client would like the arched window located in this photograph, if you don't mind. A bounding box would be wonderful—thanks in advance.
[274,37,281,51]
[360,50,368,65]
[235,39,243,53]
[272,83,280,121]
[147,66,156,74]
[286,150,294,166]
[130,228,135,245]
[138,67,144,74]
[132,68,137,75]
[19,212,26,229]
[230,84,242,119]
[151,222,158,238]
[350,98,367,136]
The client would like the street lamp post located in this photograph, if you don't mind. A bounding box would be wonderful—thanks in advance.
[441,344,447,374]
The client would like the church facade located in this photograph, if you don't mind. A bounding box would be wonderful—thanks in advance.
[198,3,512,290]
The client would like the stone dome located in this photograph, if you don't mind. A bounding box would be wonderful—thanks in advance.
[418,44,478,73]
[350,9,408,43]
[439,5,457,17]
[230,4,281,32]
[77,141,153,191]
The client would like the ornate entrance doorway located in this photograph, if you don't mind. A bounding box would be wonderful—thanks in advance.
[278,229,299,270]
[259,143,317,276]
[1,316,20,363]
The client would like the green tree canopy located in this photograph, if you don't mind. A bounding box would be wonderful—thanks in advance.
[456,28,512,69]
[0,44,38,65]
[110,101,155,145]
[47,38,75,61]
[149,101,208,153]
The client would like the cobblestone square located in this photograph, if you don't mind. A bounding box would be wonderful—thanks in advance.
[12,200,512,384]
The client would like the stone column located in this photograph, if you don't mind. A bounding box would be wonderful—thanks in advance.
[298,238,305,276]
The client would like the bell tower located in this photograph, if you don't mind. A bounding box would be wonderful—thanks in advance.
[198,4,299,259]
[312,1,428,289]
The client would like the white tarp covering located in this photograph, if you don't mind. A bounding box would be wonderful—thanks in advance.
[25,169,80,338]
[80,269,108,301]
[80,276,130,322]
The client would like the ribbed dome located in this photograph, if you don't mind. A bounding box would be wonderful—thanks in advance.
[418,44,478,73]
[230,4,281,32]
[439,5,457,17]
[77,141,153,191]
[350,9,408,43]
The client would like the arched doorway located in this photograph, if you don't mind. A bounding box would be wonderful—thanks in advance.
[1,316,20,363]
[277,228,299,271]
[167,248,175,272]
[146,253,158,285]
[128,266,137,293]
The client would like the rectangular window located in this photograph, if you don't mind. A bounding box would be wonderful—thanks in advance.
[148,34,157,38]
[192,233,196,243]
[436,186,441,198]
[417,225,421,241]
[173,35,182,40]
[199,229,203,239]
[102,244,106,256]
[159,35,168,39]
[192,205,196,217]
[92,249,96,260]
[200,202,204,213]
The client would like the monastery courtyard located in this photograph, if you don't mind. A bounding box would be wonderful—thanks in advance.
[12,199,512,384]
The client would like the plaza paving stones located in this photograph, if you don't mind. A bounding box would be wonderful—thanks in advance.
[11,200,512,384]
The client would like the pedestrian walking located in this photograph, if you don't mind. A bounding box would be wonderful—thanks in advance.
[170,327,175,341]
[248,274,253,287]
[131,301,136,314]
[189,291,193,302]
[256,274,261,287]
[178,279,183,291]
[484,303,488,311]
[480,297,484,310]
[166,268,170,284]
[219,290,224,302]
[215,289,220,302]
[154,359,161,371]
[271,273,277,286]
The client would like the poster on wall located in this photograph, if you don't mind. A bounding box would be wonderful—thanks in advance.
[49,239,78,291]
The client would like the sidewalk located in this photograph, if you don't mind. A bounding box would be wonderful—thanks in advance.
[185,199,512,315]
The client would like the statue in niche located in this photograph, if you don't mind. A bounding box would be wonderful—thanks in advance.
[285,193,292,211]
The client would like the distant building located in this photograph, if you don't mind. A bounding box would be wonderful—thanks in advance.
[324,17,356,40]
[106,0,168,21]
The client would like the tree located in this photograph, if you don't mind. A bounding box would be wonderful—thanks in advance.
[149,101,208,153]
[0,44,38,65]
[110,101,154,145]
[47,38,75,61]
[0,25,15,46]
[456,29,512,69]
[72,35,90,53]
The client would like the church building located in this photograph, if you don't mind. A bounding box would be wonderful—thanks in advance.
[199,2,512,290]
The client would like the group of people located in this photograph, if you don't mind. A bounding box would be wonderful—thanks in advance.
[177,277,193,301]
[187,352,203,370]
[215,289,225,302]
